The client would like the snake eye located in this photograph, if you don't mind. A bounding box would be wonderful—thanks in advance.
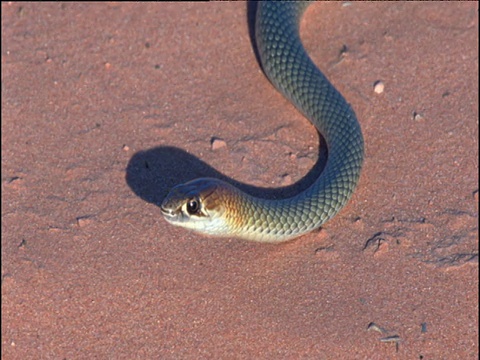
[186,199,200,215]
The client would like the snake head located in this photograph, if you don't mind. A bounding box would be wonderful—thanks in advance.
[160,178,234,236]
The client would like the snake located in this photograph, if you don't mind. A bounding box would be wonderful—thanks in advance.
[160,1,364,243]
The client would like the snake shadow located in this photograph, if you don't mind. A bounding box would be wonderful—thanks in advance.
[126,1,327,209]
[126,143,327,208]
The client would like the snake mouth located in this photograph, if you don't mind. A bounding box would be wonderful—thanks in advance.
[160,207,172,216]
[160,206,178,219]
[160,205,190,225]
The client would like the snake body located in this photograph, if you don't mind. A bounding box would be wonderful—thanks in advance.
[160,1,364,242]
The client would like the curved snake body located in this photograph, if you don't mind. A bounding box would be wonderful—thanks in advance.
[160,2,364,242]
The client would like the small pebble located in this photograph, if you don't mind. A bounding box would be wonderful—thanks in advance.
[297,156,313,170]
[211,138,227,150]
[280,174,292,186]
[373,81,384,94]
[413,111,424,121]
[380,335,401,343]
[367,322,387,334]
[77,216,93,227]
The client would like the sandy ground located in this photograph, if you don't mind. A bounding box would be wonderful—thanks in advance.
[2,2,478,359]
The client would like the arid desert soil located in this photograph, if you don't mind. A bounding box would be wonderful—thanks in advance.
[2,2,478,359]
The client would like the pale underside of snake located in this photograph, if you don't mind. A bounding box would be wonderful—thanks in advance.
[160,1,364,243]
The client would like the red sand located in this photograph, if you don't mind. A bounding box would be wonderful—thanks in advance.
[2,2,478,359]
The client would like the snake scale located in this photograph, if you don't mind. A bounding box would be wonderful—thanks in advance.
[160,1,364,242]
